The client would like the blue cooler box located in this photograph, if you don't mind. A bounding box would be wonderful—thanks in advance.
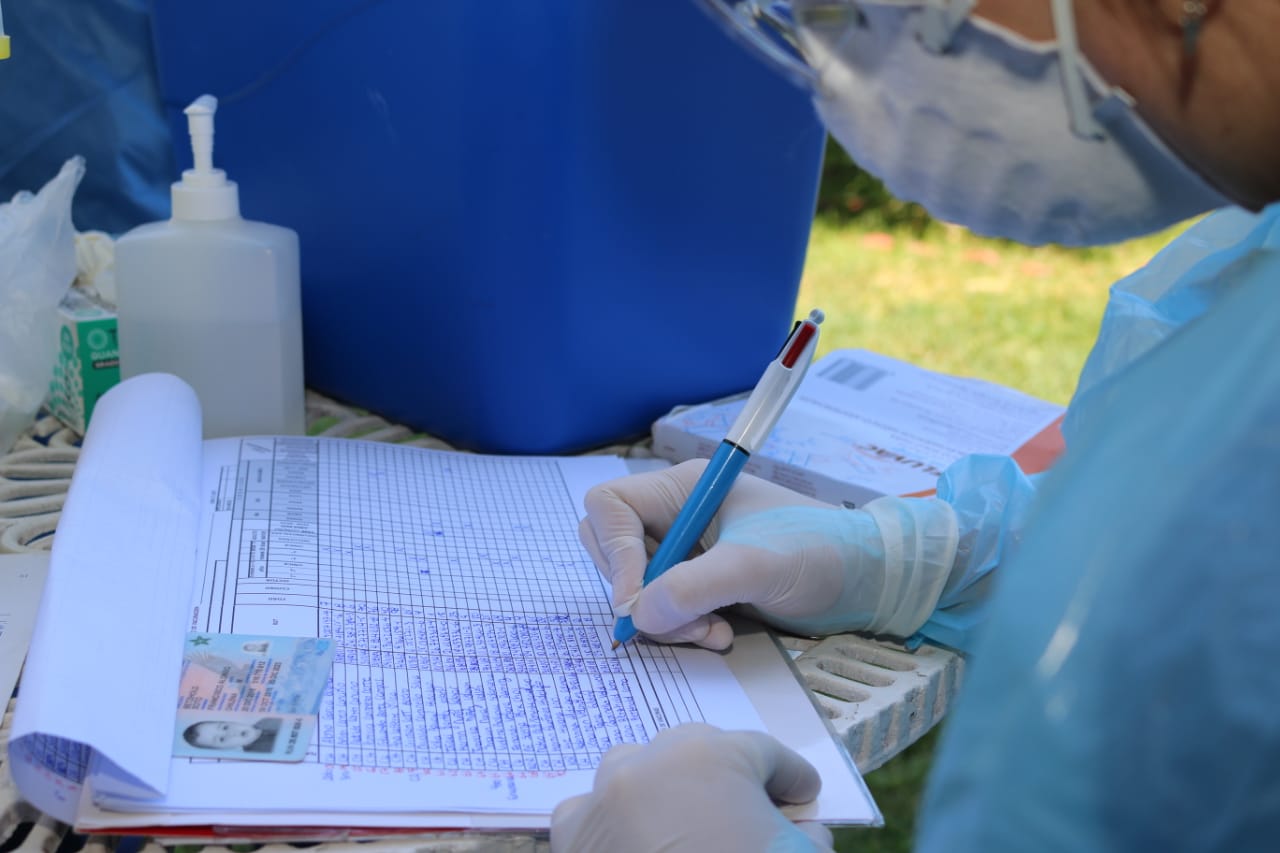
[148,0,825,453]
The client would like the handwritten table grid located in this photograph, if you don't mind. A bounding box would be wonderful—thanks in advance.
[205,439,705,773]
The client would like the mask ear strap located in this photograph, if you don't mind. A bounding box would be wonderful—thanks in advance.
[698,0,819,91]
[916,0,976,53]
[1051,0,1105,139]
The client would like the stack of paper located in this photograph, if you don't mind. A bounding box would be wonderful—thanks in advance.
[8,373,879,837]
[0,554,49,703]
[653,348,1066,508]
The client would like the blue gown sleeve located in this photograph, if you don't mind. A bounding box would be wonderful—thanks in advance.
[913,205,1271,654]
[0,1,172,234]
[914,203,1280,851]
[909,454,1039,653]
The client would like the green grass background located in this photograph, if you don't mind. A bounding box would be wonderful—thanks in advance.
[799,216,1179,405]
[796,213,1182,852]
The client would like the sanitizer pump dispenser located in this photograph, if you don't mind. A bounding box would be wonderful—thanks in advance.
[116,94,305,438]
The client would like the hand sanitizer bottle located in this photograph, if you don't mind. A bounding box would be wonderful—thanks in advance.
[115,94,305,438]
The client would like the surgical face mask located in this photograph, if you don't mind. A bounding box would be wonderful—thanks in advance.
[700,0,1230,246]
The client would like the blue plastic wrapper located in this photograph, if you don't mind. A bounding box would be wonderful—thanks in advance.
[0,0,171,234]
[912,455,1038,654]
[917,204,1280,851]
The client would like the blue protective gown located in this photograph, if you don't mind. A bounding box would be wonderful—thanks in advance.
[0,1,171,234]
[914,203,1280,850]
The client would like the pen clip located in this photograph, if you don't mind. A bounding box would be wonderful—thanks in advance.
[780,317,819,367]
[726,309,823,453]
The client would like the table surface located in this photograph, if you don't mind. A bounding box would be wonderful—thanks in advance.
[0,394,962,852]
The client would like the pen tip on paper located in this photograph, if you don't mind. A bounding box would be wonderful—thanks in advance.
[611,640,621,650]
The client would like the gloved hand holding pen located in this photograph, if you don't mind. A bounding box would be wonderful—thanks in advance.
[580,458,963,650]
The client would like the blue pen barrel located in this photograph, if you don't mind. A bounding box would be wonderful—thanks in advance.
[642,442,751,585]
[614,441,749,645]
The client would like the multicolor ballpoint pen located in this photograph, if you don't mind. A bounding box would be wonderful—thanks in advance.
[612,308,825,649]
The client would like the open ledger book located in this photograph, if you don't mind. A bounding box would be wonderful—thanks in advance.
[9,374,878,835]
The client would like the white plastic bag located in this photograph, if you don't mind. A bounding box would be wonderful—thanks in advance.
[0,156,84,453]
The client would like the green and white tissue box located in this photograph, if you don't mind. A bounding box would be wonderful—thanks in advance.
[47,288,119,436]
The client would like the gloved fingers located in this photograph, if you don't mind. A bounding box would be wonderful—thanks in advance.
[577,503,649,612]
[594,741,646,776]
[794,821,836,849]
[549,742,648,848]
[729,730,824,805]
[579,464,706,606]
[630,542,839,636]
[582,463,707,547]
[551,724,824,853]
[577,516,645,610]
[549,793,591,849]
[635,611,735,651]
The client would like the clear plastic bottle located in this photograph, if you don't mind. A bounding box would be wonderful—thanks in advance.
[115,94,305,438]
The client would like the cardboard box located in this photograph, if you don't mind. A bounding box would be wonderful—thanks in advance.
[47,288,119,436]
[652,348,1066,508]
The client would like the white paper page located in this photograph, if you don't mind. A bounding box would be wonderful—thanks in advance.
[80,631,863,832]
[0,553,50,703]
[8,374,204,823]
[728,622,880,826]
[87,439,872,826]
[76,803,551,833]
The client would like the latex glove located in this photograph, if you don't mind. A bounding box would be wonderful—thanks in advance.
[551,723,833,852]
[580,460,959,649]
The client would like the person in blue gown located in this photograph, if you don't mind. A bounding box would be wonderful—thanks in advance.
[551,1,1280,850]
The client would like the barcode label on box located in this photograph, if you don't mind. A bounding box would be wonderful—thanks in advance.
[817,357,887,391]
